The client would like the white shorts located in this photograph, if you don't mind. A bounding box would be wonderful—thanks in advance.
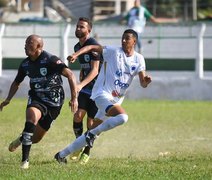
[94,94,124,121]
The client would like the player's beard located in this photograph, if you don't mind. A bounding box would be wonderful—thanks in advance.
[75,31,86,38]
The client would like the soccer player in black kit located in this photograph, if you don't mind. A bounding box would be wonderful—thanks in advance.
[0,34,78,169]
[66,17,102,164]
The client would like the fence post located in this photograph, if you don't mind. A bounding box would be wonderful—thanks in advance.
[196,23,206,79]
[61,23,71,66]
[0,24,5,77]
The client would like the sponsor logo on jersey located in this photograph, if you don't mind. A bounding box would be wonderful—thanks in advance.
[22,61,29,67]
[114,79,129,89]
[116,69,122,77]
[41,58,47,64]
[80,63,90,69]
[34,83,41,88]
[84,54,90,62]
[40,68,47,76]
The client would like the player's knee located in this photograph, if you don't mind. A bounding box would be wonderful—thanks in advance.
[117,114,128,125]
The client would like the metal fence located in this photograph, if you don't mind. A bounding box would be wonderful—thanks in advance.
[0,22,212,76]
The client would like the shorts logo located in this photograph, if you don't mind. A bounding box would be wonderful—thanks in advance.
[40,68,47,76]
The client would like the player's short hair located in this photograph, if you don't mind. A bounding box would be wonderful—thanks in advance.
[78,17,93,29]
[124,29,138,41]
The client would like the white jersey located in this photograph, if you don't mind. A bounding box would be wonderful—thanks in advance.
[91,46,146,101]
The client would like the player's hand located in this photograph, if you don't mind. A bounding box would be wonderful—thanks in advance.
[69,98,78,113]
[141,75,152,88]
[0,99,10,111]
[144,75,152,85]
[67,54,77,63]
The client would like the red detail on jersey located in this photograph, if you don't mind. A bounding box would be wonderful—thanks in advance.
[56,60,62,64]
[112,90,119,97]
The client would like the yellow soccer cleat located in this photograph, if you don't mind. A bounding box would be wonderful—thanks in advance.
[69,148,84,160]
[79,153,90,165]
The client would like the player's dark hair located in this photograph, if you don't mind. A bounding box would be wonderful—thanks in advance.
[124,29,138,41]
[78,17,93,29]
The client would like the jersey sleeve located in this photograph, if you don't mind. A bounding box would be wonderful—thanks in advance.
[137,54,146,73]
[14,62,26,83]
[49,55,68,74]
[102,46,116,63]
[144,7,152,20]
[87,38,101,61]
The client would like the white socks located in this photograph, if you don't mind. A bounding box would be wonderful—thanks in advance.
[90,114,128,135]
[59,135,87,158]
[59,114,128,158]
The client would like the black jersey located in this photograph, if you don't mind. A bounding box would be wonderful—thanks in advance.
[74,37,101,95]
[15,51,67,107]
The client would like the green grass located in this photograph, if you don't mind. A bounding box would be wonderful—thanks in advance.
[0,99,212,179]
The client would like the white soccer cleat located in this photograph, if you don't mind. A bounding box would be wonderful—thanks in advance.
[20,160,29,169]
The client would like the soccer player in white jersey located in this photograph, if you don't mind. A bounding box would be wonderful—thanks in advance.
[54,29,152,163]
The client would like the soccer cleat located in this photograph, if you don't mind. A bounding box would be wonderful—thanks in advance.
[54,152,67,164]
[69,148,84,160]
[20,160,29,169]
[85,131,96,148]
[9,135,22,152]
[79,153,90,165]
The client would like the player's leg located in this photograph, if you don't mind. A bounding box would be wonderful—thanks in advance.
[137,33,142,53]
[71,92,89,160]
[73,108,86,138]
[79,98,97,164]
[90,105,128,135]
[85,96,128,148]
[9,97,44,152]
[21,106,42,169]
[31,123,47,143]
[70,108,86,160]
[73,92,88,138]
[54,116,103,163]
[32,105,61,144]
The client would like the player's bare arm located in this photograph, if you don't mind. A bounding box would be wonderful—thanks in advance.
[67,45,103,63]
[62,67,78,113]
[77,60,100,92]
[138,71,152,88]
[0,81,20,111]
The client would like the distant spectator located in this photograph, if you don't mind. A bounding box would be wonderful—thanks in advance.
[123,0,178,53]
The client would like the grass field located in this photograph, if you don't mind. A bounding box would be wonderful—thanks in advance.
[0,98,212,179]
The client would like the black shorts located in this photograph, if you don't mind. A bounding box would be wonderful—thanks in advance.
[27,96,62,131]
[78,92,98,119]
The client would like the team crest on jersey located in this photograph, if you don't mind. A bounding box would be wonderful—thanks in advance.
[131,66,136,71]
[116,69,122,77]
[84,54,90,62]
[40,68,47,76]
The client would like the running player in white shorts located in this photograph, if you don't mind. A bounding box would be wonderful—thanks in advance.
[54,29,152,163]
